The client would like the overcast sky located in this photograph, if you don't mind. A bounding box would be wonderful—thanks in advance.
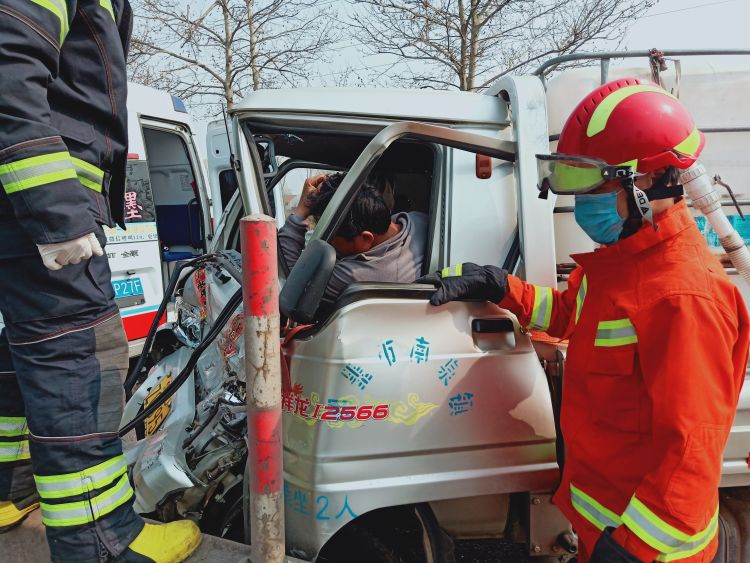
[624,0,747,51]
[189,0,750,156]
[307,0,750,85]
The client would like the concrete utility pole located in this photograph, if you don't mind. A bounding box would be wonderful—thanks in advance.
[241,214,285,562]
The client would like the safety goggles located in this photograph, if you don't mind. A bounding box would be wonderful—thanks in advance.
[536,153,637,195]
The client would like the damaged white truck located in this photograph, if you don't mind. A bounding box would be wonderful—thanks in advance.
[119,50,750,562]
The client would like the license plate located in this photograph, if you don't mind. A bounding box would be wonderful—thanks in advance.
[112,277,145,308]
[143,375,173,436]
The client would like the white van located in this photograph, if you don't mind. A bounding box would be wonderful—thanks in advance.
[205,118,238,224]
[106,83,212,356]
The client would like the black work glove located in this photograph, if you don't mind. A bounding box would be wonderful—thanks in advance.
[589,528,644,563]
[417,262,508,306]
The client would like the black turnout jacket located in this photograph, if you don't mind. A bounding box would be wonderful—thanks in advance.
[0,0,131,250]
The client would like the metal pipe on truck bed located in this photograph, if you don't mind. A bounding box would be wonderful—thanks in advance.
[241,214,285,562]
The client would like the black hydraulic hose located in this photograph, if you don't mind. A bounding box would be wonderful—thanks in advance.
[118,287,243,437]
[124,254,219,399]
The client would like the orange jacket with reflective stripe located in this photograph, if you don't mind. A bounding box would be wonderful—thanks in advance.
[499,201,749,562]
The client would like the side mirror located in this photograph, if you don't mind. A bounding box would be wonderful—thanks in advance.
[280,240,336,324]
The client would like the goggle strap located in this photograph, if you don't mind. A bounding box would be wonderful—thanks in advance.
[646,184,684,201]
[538,178,551,199]
[601,165,636,181]
[631,183,655,227]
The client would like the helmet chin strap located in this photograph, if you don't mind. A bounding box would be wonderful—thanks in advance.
[618,170,685,239]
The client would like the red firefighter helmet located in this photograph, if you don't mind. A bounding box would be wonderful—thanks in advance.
[557,77,705,174]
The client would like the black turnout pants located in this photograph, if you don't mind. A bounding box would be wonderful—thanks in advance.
[0,227,142,562]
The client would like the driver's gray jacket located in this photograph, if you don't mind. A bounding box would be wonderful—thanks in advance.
[279,211,429,302]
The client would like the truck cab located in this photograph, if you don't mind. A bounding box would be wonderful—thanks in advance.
[191,78,575,561]
[217,58,750,559]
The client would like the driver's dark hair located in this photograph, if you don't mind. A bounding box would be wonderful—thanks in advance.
[309,172,392,240]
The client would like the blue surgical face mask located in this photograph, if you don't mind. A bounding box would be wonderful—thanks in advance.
[574,191,625,245]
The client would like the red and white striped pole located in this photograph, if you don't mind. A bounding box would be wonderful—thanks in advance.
[241,214,285,562]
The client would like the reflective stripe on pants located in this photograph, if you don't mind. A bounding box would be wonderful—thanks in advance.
[0,250,142,561]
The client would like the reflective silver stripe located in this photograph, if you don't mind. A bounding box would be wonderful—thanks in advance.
[41,474,134,527]
[657,519,719,561]
[70,157,104,192]
[570,484,622,531]
[0,417,27,437]
[594,318,638,346]
[89,475,133,520]
[569,485,718,561]
[597,326,636,340]
[575,275,587,323]
[35,455,127,499]
[623,503,685,551]
[0,151,77,194]
[0,440,30,462]
[528,286,553,331]
[0,158,72,186]
[622,496,719,556]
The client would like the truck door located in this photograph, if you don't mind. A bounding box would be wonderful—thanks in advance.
[278,122,560,559]
[206,118,278,232]
[207,115,273,254]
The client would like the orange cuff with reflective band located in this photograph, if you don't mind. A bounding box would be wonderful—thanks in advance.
[498,271,583,339]
[570,483,719,562]
[612,525,661,563]
[498,275,534,325]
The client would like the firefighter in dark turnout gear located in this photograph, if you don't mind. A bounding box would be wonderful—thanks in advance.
[0,0,201,561]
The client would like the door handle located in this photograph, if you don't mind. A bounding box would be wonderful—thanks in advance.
[472,318,514,333]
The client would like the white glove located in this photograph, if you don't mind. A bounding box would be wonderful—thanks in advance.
[36,233,104,271]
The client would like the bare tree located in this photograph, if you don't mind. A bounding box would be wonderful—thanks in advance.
[349,0,658,91]
[129,0,338,114]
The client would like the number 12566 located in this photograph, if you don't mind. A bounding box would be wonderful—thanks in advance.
[311,404,389,421]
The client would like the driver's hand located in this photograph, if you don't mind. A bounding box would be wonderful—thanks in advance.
[417,262,509,306]
[294,174,328,219]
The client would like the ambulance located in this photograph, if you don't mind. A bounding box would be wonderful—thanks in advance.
[109,83,212,356]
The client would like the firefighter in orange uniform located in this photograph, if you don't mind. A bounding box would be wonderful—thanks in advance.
[421,78,749,562]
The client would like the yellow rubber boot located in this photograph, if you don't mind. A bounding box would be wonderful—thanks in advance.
[117,520,202,563]
[0,500,39,533]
